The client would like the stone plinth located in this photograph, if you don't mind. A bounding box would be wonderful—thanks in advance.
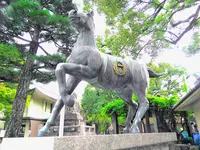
[1,133,177,150]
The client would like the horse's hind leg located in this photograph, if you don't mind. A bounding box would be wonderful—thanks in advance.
[117,87,138,133]
[131,88,149,133]
[37,76,80,137]
[37,98,64,136]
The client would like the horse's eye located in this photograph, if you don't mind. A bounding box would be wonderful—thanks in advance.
[73,10,77,14]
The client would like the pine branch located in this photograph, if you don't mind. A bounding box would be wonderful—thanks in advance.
[134,40,154,59]
[15,36,31,43]
[38,45,50,55]
[0,77,18,83]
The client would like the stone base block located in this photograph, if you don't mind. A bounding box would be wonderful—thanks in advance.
[1,132,177,150]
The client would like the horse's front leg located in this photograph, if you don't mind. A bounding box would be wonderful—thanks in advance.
[37,76,80,137]
[56,63,81,106]
[56,52,102,86]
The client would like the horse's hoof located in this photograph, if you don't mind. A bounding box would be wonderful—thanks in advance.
[123,128,131,134]
[37,127,49,137]
[67,93,76,107]
[37,130,49,137]
[62,94,75,107]
[130,126,140,134]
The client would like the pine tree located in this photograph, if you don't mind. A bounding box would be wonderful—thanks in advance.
[0,0,76,137]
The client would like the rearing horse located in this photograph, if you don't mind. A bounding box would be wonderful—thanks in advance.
[37,10,160,136]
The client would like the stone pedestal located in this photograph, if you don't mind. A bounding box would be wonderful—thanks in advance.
[1,133,177,150]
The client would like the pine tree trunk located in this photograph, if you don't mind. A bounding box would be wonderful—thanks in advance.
[5,27,40,137]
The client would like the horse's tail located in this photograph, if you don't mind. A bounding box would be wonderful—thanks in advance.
[147,67,163,78]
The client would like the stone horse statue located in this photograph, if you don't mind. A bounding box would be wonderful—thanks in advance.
[37,10,160,136]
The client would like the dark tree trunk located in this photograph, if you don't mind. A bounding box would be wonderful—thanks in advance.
[5,27,40,137]
[155,110,170,132]
[170,110,177,132]
[104,123,109,134]
[112,112,119,134]
[183,112,192,137]
[145,110,151,133]
[95,123,100,135]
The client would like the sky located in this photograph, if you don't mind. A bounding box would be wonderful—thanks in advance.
[28,0,200,101]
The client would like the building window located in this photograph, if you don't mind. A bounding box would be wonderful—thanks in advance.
[50,103,53,113]
[45,102,47,112]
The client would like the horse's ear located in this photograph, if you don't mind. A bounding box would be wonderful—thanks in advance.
[87,10,94,17]
[90,10,94,17]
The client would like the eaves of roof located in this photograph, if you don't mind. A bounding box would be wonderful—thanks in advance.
[173,81,200,110]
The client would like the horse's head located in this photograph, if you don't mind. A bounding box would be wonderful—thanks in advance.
[68,10,95,32]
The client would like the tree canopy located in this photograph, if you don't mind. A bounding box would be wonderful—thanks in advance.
[148,62,188,97]
[84,0,200,59]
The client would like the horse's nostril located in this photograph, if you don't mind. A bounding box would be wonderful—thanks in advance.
[74,10,77,14]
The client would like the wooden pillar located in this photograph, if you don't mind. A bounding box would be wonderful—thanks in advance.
[59,105,65,137]
[194,110,200,132]
[145,111,151,133]
[24,120,30,137]
[30,120,42,137]
[112,112,119,134]
[152,110,158,132]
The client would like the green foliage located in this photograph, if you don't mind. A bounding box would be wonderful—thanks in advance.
[0,83,32,120]
[81,84,119,132]
[147,95,178,110]
[25,95,31,108]
[83,0,93,12]
[100,99,127,127]
[101,99,126,116]
[184,0,195,6]
[93,0,199,58]
[0,44,23,65]
[0,43,24,82]
[47,14,69,24]
[148,63,188,97]
[183,32,200,56]
[0,83,16,121]
[5,0,72,33]
[36,54,66,66]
